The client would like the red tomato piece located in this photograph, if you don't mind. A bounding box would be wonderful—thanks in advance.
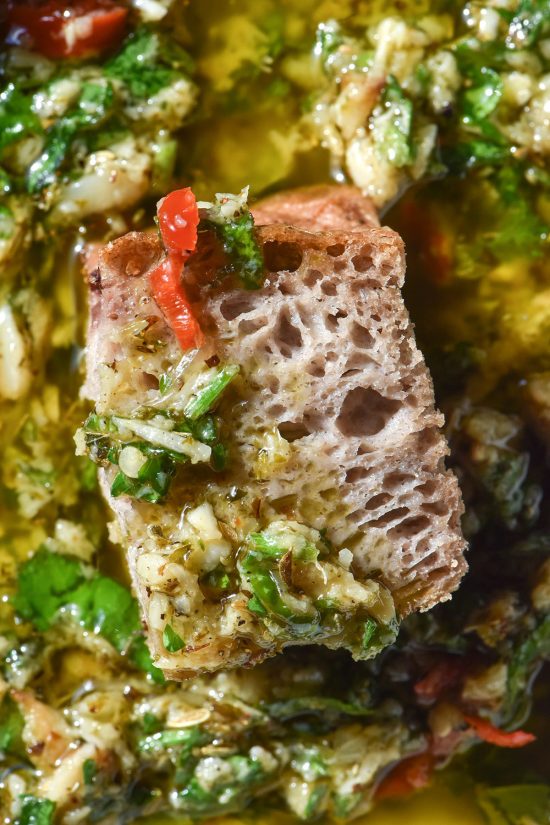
[414,657,468,702]
[375,752,436,801]
[157,188,200,256]
[149,255,203,351]
[463,715,536,749]
[7,1,127,60]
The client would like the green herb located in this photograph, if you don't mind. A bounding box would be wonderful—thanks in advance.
[375,76,413,168]
[0,695,25,756]
[0,84,42,153]
[139,726,207,755]
[461,67,503,124]
[184,365,240,420]
[507,614,550,716]
[27,82,113,193]
[265,696,372,722]
[505,0,550,48]
[16,797,56,825]
[239,545,319,632]
[361,617,377,649]
[110,449,178,503]
[177,752,273,817]
[304,785,328,818]
[14,548,164,683]
[82,408,230,502]
[83,758,98,785]
[247,595,267,615]
[333,792,362,819]
[200,566,233,597]
[476,784,550,825]
[217,211,265,290]
[291,745,328,780]
[163,623,185,652]
[314,20,344,71]
[105,29,193,99]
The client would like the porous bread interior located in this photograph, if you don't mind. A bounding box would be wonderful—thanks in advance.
[85,220,467,676]
[186,225,467,615]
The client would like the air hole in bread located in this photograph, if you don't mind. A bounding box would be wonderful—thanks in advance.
[371,313,382,323]
[345,352,374,371]
[325,310,348,331]
[321,280,338,296]
[263,240,303,272]
[336,387,400,437]
[421,500,449,516]
[239,318,265,336]
[415,480,437,496]
[368,506,410,527]
[279,420,310,442]
[278,280,297,296]
[220,294,256,320]
[384,471,414,490]
[352,247,375,272]
[304,268,323,287]
[388,514,431,538]
[419,427,439,451]
[327,243,345,257]
[363,492,392,509]
[274,309,303,356]
[307,359,325,378]
[345,466,369,483]
[350,322,374,349]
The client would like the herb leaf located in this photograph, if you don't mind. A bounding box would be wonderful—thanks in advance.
[375,76,413,168]
[476,784,550,825]
[105,29,193,99]
[0,695,25,757]
[27,82,114,193]
[162,624,185,653]
[184,365,239,421]
[16,796,56,825]
[14,548,164,683]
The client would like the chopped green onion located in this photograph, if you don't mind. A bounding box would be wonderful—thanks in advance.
[184,365,239,421]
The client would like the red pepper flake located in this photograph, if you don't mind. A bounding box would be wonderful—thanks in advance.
[463,714,536,749]
[375,752,436,801]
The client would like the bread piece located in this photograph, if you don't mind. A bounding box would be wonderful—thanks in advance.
[80,186,467,678]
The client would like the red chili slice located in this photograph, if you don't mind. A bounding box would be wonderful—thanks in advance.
[375,752,436,801]
[151,187,202,350]
[157,188,200,256]
[463,715,536,749]
[149,254,203,352]
[7,1,128,60]
[464,716,536,748]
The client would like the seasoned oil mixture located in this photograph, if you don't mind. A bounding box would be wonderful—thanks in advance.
[0,1,549,824]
